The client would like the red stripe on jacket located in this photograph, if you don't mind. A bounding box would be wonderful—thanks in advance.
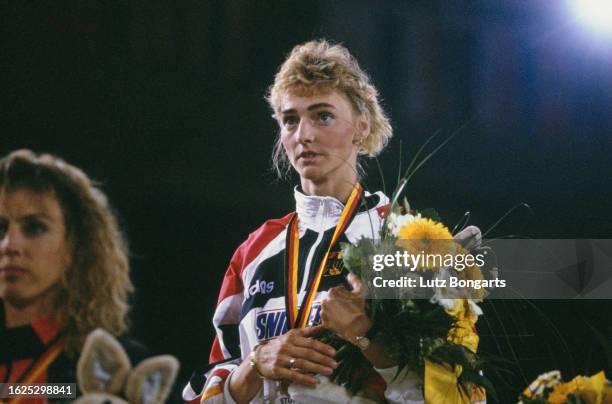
[210,213,293,364]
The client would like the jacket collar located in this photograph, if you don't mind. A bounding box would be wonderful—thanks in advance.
[293,186,381,231]
[0,300,63,345]
[294,187,345,231]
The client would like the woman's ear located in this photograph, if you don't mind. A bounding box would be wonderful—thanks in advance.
[353,114,371,146]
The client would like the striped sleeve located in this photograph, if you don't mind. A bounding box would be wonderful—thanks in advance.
[183,214,292,403]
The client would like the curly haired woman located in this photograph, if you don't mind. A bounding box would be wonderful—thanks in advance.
[0,149,146,400]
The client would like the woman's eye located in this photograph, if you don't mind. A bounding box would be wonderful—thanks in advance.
[23,220,47,237]
[317,111,334,124]
[282,116,299,128]
[0,221,7,238]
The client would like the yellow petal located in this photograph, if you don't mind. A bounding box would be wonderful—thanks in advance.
[424,360,471,404]
[578,371,607,404]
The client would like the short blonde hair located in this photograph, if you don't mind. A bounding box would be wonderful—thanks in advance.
[267,39,392,178]
[0,149,132,356]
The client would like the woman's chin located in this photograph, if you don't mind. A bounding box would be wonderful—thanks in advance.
[296,167,324,182]
[1,288,33,307]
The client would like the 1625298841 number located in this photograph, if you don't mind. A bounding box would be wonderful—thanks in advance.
[0,383,76,399]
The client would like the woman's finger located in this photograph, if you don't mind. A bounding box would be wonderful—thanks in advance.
[290,333,336,357]
[275,366,318,387]
[288,346,338,370]
[289,358,337,376]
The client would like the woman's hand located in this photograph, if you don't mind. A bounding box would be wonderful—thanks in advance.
[321,273,397,369]
[255,326,338,387]
[320,273,372,343]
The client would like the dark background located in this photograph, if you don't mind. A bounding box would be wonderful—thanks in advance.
[2,1,611,402]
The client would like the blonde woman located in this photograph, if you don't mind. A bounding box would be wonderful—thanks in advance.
[182,40,439,404]
[0,150,144,394]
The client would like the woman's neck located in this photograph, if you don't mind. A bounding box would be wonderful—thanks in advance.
[300,174,358,204]
[3,296,55,328]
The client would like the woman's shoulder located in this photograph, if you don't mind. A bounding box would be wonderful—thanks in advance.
[248,212,295,239]
[223,212,295,277]
[353,190,390,219]
[362,190,389,209]
[236,212,295,253]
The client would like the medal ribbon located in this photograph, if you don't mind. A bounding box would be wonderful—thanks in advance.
[7,332,66,404]
[284,183,363,330]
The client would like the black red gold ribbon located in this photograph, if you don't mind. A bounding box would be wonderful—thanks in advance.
[284,183,363,330]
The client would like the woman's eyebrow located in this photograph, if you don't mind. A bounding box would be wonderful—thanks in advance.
[281,103,337,114]
[18,212,53,222]
[307,102,336,111]
[0,212,50,221]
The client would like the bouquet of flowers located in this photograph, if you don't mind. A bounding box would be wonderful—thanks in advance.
[316,189,496,402]
[518,370,612,404]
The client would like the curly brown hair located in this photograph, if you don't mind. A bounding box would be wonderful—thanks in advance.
[267,39,393,178]
[0,149,132,355]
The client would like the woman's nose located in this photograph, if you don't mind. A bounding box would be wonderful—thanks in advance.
[296,119,315,143]
[0,227,22,257]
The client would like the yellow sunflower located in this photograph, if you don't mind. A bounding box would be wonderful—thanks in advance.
[397,217,453,241]
[395,218,454,270]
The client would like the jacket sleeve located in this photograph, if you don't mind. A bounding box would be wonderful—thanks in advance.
[183,215,292,404]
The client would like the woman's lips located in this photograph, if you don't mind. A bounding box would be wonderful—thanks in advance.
[298,151,320,162]
[0,265,28,278]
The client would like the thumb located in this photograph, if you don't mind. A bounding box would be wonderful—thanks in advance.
[347,273,365,297]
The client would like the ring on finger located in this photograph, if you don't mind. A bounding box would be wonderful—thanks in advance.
[288,358,296,369]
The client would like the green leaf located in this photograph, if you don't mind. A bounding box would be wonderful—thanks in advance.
[418,208,442,222]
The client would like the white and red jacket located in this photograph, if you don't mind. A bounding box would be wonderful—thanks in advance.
[183,188,425,404]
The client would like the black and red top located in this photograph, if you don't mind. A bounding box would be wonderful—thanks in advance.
[0,303,71,404]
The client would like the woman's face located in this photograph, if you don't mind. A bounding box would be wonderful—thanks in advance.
[0,188,70,308]
[279,90,365,186]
